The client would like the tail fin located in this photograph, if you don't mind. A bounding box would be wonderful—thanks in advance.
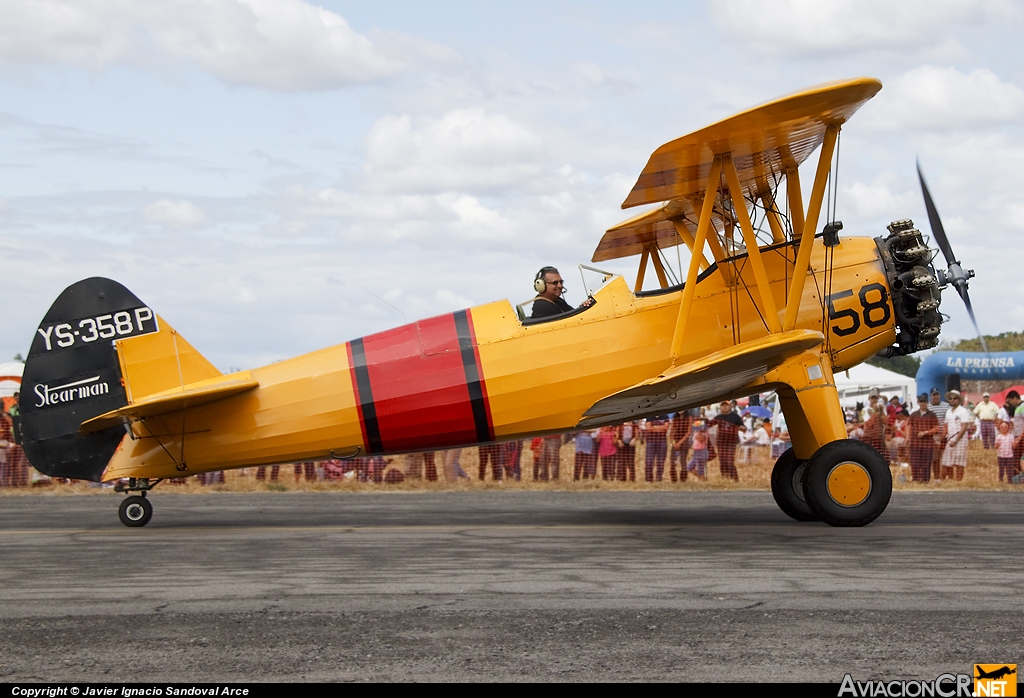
[18,278,220,481]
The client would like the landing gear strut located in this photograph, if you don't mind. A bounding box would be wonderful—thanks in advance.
[114,478,161,527]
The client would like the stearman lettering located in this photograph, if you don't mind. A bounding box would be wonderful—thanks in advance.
[33,376,110,408]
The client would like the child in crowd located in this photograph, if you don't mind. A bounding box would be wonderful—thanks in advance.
[995,421,1018,483]
[771,429,790,460]
[686,424,708,480]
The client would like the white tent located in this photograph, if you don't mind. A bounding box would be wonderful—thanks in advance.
[0,361,24,398]
[834,363,916,407]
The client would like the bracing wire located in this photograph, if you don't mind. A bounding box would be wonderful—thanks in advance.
[822,131,842,354]
[657,245,680,286]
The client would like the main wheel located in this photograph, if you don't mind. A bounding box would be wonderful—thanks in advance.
[770,448,818,521]
[118,495,153,527]
[802,440,891,527]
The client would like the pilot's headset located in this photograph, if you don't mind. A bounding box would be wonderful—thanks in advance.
[534,267,560,294]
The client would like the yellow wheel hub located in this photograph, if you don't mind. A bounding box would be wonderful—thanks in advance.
[826,462,871,507]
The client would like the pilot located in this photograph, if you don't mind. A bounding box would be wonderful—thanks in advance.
[530,267,594,320]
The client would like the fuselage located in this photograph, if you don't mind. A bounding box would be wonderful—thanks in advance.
[102,236,897,481]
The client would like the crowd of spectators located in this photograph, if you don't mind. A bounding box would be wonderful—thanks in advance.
[844,387,1024,484]
[0,392,30,487]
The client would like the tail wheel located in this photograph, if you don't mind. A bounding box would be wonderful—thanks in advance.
[802,440,892,527]
[118,495,153,527]
[770,448,819,522]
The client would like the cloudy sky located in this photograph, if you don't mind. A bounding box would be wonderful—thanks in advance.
[2,0,1021,370]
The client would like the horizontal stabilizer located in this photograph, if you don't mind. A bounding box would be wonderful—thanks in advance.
[578,330,824,428]
[80,372,258,434]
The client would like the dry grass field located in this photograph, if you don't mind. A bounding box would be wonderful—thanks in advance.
[2,438,1018,496]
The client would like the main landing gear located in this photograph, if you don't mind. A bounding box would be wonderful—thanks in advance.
[770,440,891,527]
[114,478,161,527]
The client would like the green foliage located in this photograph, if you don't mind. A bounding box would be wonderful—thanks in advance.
[946,330,1024,353]
[866,353,921,377]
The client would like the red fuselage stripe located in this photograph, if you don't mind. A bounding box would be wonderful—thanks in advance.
[351,311,492,452]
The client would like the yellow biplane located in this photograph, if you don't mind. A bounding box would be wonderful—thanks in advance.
[18,77,974,527]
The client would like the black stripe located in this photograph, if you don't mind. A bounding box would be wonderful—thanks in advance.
[350,338,383,453]
[453,310,492,443]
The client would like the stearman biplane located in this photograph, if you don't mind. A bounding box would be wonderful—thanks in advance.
[18,77,978,527]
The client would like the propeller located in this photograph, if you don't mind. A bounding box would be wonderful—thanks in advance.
[916,161,989,355]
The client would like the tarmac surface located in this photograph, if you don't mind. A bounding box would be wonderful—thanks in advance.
[0,490,1021,682]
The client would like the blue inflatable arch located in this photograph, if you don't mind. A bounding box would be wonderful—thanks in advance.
[915,351,1024,396]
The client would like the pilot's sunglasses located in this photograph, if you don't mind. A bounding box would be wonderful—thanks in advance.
[547,280,564,286]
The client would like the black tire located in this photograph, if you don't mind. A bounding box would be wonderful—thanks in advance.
[802,440,891,527]
[118,495,153,527]
[770,448,819,522]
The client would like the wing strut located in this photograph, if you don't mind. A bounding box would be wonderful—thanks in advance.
[668,123,842,359]
[758,189,787,243]
[722,154,782,334]
[669,156,723,361]
[669,220,711,271]
[786,165,805,239]
[633,243,672,292]
[783,122,840,331]
[634,247,650,292]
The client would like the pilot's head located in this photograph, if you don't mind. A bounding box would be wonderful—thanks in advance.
[534,267,565,300]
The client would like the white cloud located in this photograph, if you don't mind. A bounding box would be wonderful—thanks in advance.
[236,285,256,304]
[435,288,475,309]
[143,198,208,228]
[364,109,546,193]
[285,186,437,222]
[437,192,519,241]
[570,61,636,95]
[0,0,456,91]
[843,181,918,220]
[709,0,1014,57]
[865,67,1024,132]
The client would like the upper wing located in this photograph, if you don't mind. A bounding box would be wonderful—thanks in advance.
[577,329,824,428]
[621,78,881,209]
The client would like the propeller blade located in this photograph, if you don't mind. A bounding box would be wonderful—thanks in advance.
[916,161,956,267]
[917,161,989,356]
[961,291,991,355]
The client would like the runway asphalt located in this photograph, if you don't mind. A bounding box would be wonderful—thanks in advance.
[0,490,1021,682]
